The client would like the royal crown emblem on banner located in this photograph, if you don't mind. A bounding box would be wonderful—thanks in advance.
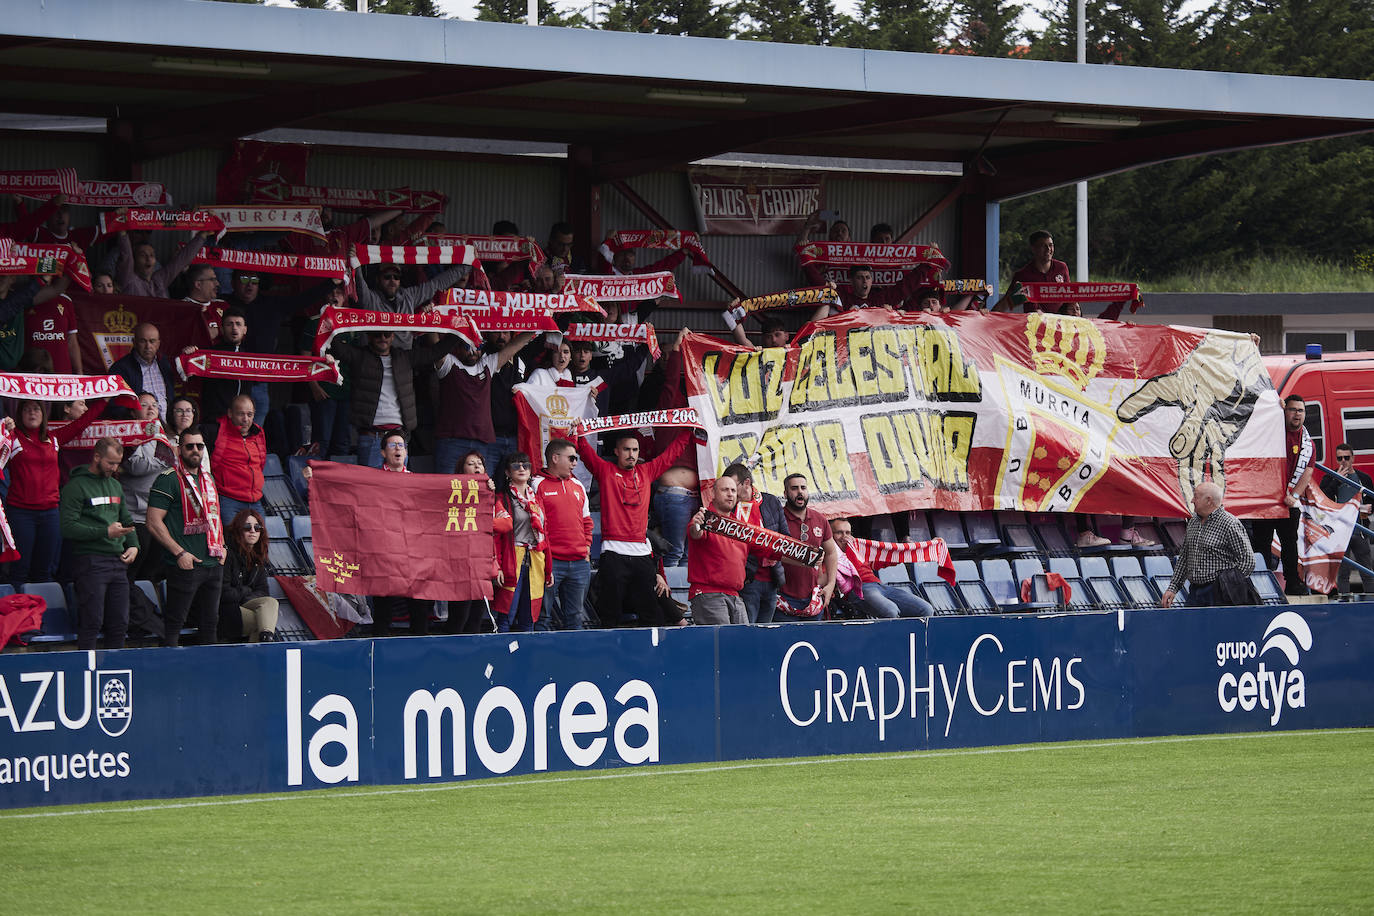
[1026,313,1105,390]
[545,394,571,419]
[103,305,137,335]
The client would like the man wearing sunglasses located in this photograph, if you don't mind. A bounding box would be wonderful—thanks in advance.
[534,438,593,630]
[146,432,227,646]
[1320,443,1374,596]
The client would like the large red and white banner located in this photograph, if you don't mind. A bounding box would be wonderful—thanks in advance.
[688,168,825,236]
[682,309,1288,519]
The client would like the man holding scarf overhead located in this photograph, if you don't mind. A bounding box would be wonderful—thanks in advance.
[145,430,226,646]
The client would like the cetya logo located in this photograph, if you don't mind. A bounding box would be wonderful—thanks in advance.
[1215,611,1311,726]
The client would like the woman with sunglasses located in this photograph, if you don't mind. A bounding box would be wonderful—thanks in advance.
[218,509,278,642]
[492,451,551,633]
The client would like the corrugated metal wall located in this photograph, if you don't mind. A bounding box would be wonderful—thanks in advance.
[0,135,105,225]
[607,171,960,303]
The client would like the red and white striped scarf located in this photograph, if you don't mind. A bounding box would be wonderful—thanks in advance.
[349,243,477,272]
[847,536,955,585]
[176,459,226,559]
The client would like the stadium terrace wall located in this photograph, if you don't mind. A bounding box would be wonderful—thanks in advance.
[2,604,1372,810]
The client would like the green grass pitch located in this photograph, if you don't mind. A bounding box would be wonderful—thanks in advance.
[4,729,1372,914]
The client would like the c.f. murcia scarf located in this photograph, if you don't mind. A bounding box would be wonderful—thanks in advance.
[311,306,483,356]
[176,459,226,559]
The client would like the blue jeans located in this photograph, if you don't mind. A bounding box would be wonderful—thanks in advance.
[435,437,488,477]
[218,496,264,527]
[497,564,534,633]
[740,577,779,624]
[653,486,698,567]
[1187,582,1216,608]
[9,506,61,587]
[859,582,933,618]
[543,557,590,631]
[356,432,386,469]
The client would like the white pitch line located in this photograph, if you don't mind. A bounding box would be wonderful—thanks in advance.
[2,727,1367,821]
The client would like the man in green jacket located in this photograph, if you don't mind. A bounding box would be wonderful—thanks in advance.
[59,437,139,650]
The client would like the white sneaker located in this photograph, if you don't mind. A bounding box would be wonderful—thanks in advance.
[1120,527,1157,548]
[1075,531,1110,548]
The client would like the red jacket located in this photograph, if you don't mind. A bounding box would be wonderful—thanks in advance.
[533,474,592,561]
[212,415,266,502]
[492,486,552,586]
[576,432,691,546]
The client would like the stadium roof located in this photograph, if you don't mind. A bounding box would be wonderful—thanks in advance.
[5,0,1374,199]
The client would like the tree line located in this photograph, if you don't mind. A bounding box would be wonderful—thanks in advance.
[214,0,1374,284]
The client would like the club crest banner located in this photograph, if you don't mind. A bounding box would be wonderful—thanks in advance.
[682,309,1288,520]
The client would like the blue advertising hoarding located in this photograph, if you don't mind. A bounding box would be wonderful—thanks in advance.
[1,604,1371,810]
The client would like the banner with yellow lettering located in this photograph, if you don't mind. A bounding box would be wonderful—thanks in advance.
[682,309,1289,520]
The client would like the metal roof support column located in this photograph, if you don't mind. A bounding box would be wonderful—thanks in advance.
[105,117,141,180]
[566,144,601,269]
[959,192,992,293]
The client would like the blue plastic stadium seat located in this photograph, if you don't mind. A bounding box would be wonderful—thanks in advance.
[908,510,934,544]
[264,453,284,477]
[913,561,945,584]
[919,582,964,615]
[292,515,312,540]
[877,563,911,586]
[262,476,305,516]
[931,511,970,551]
[21,582,76,644]
[1030,514,1073,553]
[264,515,290,540]
[980,558,1030,611]
[1078,556,1111,580]
[1111,556,1145,580]
[1161,520,1189,553]
[1143,555,1174,580]
[267,539,311,576]
[963,512,1003,550]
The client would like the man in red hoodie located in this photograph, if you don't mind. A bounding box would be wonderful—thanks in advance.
[686,475,750,625]
[577,429,692,627]
[534,438,593,630]
[210,394,267,523]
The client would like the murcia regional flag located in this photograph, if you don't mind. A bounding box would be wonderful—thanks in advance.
[513,384,599,475]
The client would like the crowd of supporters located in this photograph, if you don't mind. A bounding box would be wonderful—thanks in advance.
[0,184,1274,649]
